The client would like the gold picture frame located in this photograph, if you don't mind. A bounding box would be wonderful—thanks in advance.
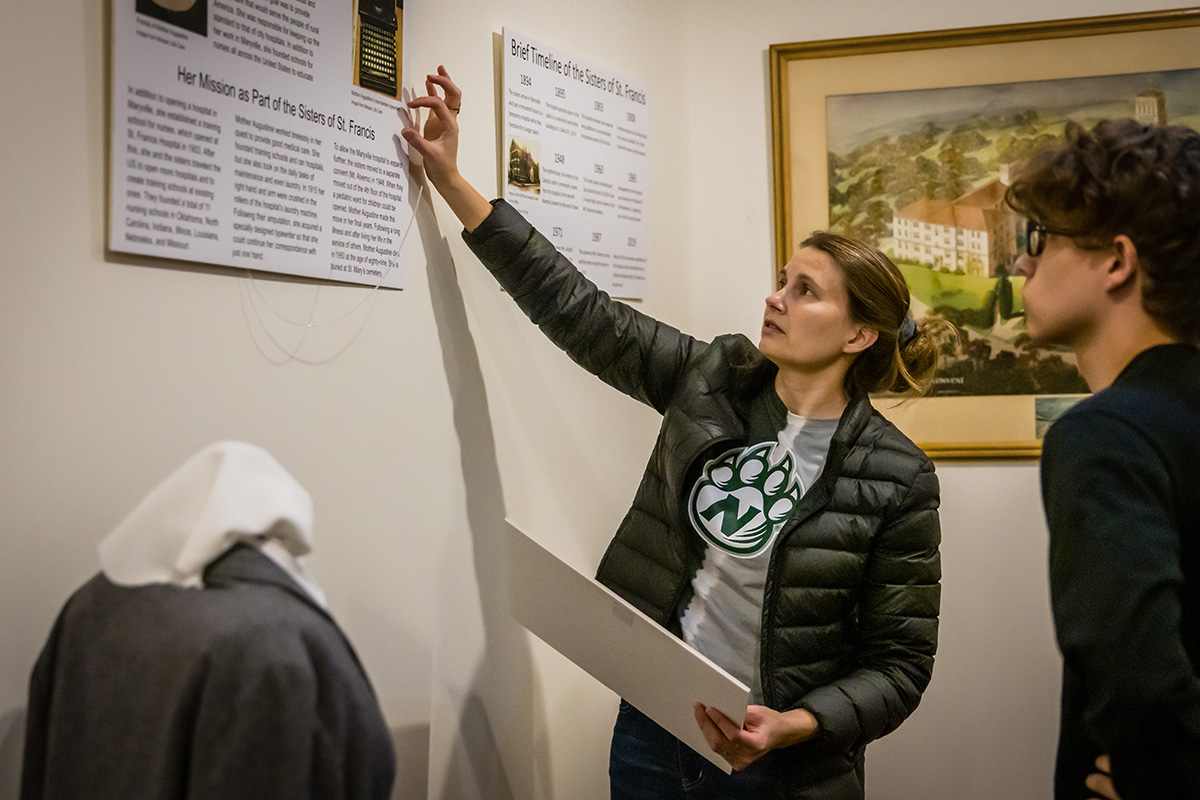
[769,8,1200,460]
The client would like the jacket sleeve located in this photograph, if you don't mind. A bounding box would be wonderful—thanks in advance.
[462,200,701,414]
[798,458,941,752]
[1042,411,1200,800]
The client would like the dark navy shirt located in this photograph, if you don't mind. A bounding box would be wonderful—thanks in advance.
[1041,343,1200,800]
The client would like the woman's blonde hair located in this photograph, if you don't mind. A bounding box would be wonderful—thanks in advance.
[800,231,954,397]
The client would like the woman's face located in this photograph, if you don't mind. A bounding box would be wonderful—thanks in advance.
[758,247,872,376]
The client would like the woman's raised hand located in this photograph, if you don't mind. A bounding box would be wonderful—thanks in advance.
[401,66,492,231]
[402,66,463,192]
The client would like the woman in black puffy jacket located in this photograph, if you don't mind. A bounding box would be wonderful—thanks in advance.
[404,67,951,800]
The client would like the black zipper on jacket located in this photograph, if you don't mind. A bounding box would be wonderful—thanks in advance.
[757,464,837,708]
[757,396,867,709]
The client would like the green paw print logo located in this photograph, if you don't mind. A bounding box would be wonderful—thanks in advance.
[688,443,802,558]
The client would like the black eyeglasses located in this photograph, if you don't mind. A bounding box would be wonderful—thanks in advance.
[1024,219,1075,257]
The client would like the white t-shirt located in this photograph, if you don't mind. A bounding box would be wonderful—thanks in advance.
[679,411,837,702]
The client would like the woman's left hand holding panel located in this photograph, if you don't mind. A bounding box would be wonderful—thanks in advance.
[693,702,819,771]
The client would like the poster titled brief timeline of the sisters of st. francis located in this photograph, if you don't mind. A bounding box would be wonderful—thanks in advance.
[111,0,411,288]
[502,29,652,300]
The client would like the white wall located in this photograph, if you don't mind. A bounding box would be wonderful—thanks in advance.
[1,1,1191,799]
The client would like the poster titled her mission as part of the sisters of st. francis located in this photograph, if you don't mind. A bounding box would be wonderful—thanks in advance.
[111,0,412,288]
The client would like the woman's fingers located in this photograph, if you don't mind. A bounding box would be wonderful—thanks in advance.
[1085,771,1118,800]
[693,703,728,754]
[693,704,734,748]
[427,65,462,105]
[401,67,463,190]
[409,67,462,143]
[405,95,457,134]
[704,705,744,740]
[407,93,449,116]
[399,126,430,157]
[1085,755,1120,800]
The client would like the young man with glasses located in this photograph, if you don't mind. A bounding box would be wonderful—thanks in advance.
[1006,120,1200,800]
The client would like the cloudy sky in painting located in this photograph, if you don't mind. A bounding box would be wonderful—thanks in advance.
[826,68,1200,154]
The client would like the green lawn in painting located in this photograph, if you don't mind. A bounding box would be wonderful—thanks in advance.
[895,260,1025,315]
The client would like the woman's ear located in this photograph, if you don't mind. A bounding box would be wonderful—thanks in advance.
[844,326,879,355]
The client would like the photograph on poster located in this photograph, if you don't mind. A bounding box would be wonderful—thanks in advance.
[770,9,1200,458]
[508,137,542,194]
[137,0,208,37]
[353,0,403,98]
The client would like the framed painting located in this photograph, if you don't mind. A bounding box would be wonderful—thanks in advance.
[769,8,1200,459]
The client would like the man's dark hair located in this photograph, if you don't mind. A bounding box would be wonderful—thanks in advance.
[1005,119,1200,342]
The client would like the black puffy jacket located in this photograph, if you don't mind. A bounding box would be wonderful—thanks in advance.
[464,200,941,799]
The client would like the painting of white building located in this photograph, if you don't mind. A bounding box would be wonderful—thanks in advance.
[892,175,1017,277]
[823,69,1200,396]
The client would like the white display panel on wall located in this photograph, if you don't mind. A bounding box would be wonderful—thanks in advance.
[502,28,652,301]
[109,0,414,288]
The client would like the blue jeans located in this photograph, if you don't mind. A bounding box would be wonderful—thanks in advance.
[609,700,783,800]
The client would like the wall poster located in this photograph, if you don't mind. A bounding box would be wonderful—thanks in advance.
[502,28,651,300]
[111,0,412,288]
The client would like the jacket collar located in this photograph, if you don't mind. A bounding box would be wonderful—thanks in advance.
[1112,342,1200,387]
[832,389,875,449]
[202,544,333,622]
[202,544,376,682]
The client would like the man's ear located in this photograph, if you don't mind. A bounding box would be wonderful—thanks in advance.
[1105,235,1139,293]
[844,326,879,355]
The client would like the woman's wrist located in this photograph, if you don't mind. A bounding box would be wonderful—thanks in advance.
[435,172,492,232]
[776,708,819,748]
[427,168,464,201]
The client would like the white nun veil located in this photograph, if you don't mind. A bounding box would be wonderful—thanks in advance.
[98,441,326,605]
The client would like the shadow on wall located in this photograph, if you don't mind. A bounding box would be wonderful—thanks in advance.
[0,707,26,799]
[390,722,431,800]
[405,153,550,799]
